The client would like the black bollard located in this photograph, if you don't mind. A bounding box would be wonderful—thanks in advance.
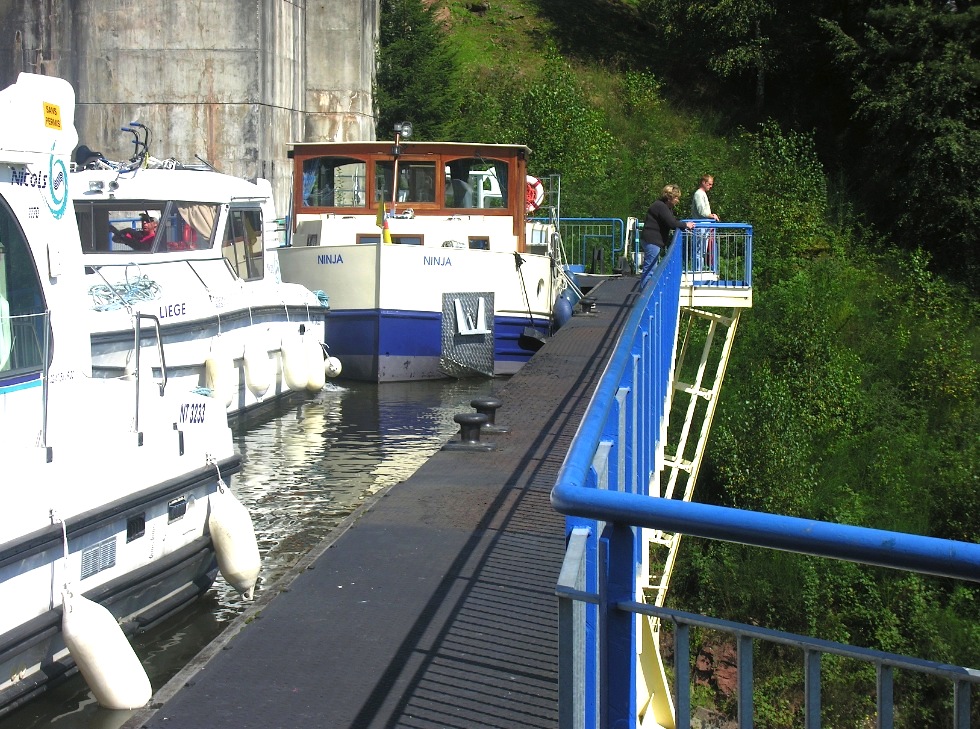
[471,397,510,434]
[580,296,596,314]
[442,412,495,451]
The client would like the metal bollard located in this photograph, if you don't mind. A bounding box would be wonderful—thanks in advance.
[442,412,495,451]
[470,397,510,434]
[580,296,596,314]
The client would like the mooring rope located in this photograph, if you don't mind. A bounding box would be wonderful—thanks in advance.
[88,275,161,312]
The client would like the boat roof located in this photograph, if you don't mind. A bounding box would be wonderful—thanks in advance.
[71,166,272,204]
[288,141,532,157]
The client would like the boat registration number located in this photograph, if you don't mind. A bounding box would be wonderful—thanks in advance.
[180,402,207,424]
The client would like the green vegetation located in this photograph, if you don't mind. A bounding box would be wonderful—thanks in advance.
[377,1,979,724]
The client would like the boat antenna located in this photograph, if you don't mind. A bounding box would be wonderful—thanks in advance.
[195,154,220,172]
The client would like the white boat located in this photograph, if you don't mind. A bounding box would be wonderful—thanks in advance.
[70,124,339,421]
[0,73,256,716]
[277,139,576,382]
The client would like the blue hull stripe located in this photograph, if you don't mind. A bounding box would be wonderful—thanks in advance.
[0,373,42,395]
[325,309,548,365]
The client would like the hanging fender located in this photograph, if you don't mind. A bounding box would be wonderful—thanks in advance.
[61,591,152,710]
[205,340,236,409]
[305,336,326,392]
[243,340,273,398]
[208,483,261,600]
[280,333,308,392]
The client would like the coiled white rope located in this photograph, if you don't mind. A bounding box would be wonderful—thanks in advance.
[88,275,161,311]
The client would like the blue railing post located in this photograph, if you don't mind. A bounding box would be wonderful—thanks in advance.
[604,522,637,728]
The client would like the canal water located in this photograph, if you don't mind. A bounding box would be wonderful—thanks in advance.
[2,377,503,729]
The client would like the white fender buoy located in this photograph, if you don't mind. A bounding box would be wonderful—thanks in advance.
[61,591,152,710]
[325,356,342,379]
[243,340,273,398]
[280,334,307,392]
[205,341,236,408]
[306,337,326,392]
[208,483,261,600]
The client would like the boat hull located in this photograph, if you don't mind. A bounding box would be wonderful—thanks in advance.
[88,302,329,422]
[0,456,240,717]
[278,243,558,382]
[325,308,550,381]
[0,72,250,718]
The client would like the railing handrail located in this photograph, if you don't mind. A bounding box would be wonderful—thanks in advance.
[550,224,979,583]
[550,226,979,728]
[553,485,980,583]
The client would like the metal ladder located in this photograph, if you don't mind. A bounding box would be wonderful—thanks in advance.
[636,304,743,729]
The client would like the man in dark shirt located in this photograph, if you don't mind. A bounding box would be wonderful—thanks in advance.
[640,184,694,280]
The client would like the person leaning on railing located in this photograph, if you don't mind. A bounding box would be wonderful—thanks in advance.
[690,175,720,271]
[691,174,720,222]
[640,183,694,281]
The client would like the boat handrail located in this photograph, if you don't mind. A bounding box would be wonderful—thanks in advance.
[40,311,51,461]
[132,313,167,438]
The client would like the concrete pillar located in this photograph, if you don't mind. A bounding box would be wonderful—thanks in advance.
[0,0,378,216]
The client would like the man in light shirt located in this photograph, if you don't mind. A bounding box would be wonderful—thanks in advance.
[691,175,719,221]
[690,175,719,271]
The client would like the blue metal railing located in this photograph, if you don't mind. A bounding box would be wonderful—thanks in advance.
[634,221,753,288]
[542,218,626,273]
[679,222,753,288]
[550,231,980,728]
[543,216,754,284]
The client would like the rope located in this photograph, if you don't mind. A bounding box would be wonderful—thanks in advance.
[313,290,330,308]
[89,275,161,311]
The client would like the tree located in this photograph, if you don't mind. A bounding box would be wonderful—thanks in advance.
[822,2,980,287]
[375,0,464,140]
[638,0,784,109]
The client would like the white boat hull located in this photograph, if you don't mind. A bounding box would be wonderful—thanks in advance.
[0,72,249,715]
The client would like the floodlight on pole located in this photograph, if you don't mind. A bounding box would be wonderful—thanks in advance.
[390,121,413,213]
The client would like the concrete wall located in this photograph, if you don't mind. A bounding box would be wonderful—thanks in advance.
[0,0,378,215]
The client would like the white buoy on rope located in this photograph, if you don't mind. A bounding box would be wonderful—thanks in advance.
[280,333,307,392]
[243,339,273,398]
[205,339,236,408]
[325,355,343,379]
[305,336,326,392]
[208,480,261,600]
[61,591,152,710]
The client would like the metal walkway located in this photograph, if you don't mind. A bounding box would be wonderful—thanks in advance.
[124,276,640,729]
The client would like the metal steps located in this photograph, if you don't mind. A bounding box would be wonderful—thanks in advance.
[636,304,744,729]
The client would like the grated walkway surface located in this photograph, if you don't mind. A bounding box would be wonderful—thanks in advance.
[126,276,641,729]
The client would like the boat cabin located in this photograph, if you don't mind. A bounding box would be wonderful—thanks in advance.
[288,142,534,251]
[72,170,276,282]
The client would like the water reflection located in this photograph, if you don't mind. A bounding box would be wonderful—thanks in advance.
[0,377,501,728]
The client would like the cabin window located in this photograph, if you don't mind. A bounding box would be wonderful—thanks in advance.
[76,202,165,253]
[354,234,424,246]
[0,195,47,377]
[168,203,219,251]
[222,208,264,281]
[444,158,509,209]
[302,157,367,208]
[468,237,490,250]
[375,161,437,204]
[75,201,219,253]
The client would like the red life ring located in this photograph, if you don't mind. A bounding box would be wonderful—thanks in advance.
[525,175,544,213]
